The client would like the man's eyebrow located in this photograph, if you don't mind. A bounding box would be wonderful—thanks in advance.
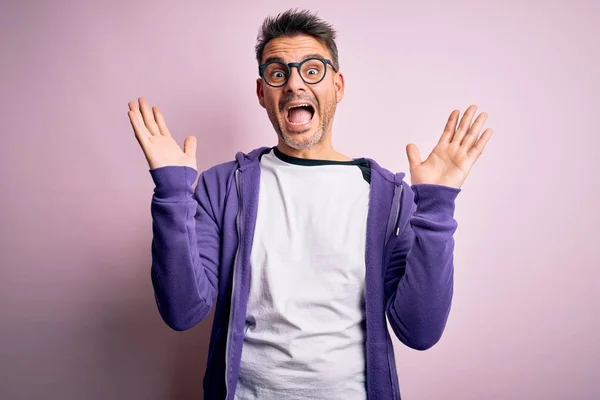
[263,56,285,64]
[262,54,328,64]
[300,53,327,61]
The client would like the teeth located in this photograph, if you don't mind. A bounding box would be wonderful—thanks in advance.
[288,103,310,110]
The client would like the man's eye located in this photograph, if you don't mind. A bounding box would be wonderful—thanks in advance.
[271,71,286,78]
[306,68,319,75]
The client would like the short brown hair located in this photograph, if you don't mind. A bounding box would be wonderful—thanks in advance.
[255,9,340,71]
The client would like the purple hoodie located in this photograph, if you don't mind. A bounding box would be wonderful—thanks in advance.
[149,146,460,399]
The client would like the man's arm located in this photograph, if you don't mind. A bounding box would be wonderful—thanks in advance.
[149,166,220,331]
[387,103,492,349]
[127,97,220,331]
[384,182,460,350]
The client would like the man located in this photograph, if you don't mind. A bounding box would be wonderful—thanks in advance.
[127,9,492,400]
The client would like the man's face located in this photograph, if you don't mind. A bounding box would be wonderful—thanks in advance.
[256,35,345,151]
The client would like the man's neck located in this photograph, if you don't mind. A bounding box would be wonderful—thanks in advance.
[276,142,352,162]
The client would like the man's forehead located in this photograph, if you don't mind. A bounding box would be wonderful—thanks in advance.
[262,35,331,62]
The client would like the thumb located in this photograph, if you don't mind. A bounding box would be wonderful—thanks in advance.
[183,136,197,156]
[406,143,421,169]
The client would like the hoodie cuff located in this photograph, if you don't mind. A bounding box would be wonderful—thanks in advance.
[149,166,198,201]
[411,183,461,218]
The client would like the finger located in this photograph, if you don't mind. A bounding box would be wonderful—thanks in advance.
[461,111,488,149]
[128,99,143,124]
[138,97,160,136]
[406,143,422,169]
[127,104,151,143]
[184,136,197,156]
[129,100,150,136]
[451,105,478,145]
[153,106,172,136]
[438,109,460,144]
[467,128,493,161]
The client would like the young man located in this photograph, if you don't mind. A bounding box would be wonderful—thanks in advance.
[127,9,493,400]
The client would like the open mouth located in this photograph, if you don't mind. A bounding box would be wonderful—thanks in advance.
[285,104,315,126]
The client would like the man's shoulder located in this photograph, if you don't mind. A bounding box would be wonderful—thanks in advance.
[202,159,237,177]
[203,146,271,174]
[364,157,407,185]
[199,146,271,185]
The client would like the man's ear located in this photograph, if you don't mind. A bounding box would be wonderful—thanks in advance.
[256,78,266,108]
[334,72,345,103]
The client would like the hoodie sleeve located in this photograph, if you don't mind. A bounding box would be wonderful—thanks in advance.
[148,165,221,331]
[384,182,460,350]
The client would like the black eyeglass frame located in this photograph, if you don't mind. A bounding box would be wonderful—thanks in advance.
[258,57,338,88]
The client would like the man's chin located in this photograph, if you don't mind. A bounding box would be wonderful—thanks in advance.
[285,126,312,136]
[280,128,323,150]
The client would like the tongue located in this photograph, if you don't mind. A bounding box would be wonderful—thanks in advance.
[288,107,312,123]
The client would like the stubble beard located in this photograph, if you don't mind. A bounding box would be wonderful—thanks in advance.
[267,97,337,151]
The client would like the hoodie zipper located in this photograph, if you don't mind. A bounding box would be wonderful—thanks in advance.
[225,168,243,399]
[384,180,403,400]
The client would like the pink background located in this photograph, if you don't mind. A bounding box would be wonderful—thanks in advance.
[1,0,598,399]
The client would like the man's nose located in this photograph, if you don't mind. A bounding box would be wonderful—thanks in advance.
[284,67,307,93]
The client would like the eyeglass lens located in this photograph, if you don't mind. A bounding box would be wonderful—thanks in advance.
[264,59,326,86]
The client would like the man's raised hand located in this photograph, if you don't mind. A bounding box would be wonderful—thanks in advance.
[128,97,197,171]
[406,105,493,188]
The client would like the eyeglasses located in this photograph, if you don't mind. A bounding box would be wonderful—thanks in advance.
[258,57,337,88]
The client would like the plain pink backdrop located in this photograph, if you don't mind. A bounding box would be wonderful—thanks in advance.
[1,0,598,399]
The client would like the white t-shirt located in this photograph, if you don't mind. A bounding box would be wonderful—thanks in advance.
[235,148,370,400]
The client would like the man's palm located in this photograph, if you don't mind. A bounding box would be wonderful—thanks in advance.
[406,105,493,188]
[128,97,197,170]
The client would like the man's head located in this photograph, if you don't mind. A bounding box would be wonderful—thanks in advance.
[255,9,345,152]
